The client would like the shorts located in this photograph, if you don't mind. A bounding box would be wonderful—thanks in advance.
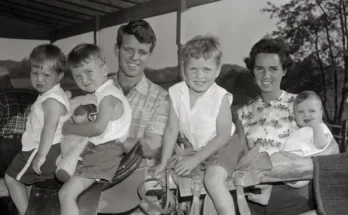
[74,141,124,182]
[6,144,61,185]
[0,135,22,178]
[178,134,245,178]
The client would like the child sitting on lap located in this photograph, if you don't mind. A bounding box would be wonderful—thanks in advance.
[248,90,333,205]
[5,44,70,215]
[153,35,236,215]
[58,44,132,215]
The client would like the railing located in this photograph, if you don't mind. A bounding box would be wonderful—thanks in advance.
[326,120,348,153]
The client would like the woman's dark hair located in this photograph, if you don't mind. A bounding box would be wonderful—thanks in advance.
[116,20,156,53]
[244,37,293,75]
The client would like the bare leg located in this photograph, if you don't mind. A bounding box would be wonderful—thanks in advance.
[4,174,28,215]
[204,166,235,215]
[247,184,272,205]
[58,176,95,215]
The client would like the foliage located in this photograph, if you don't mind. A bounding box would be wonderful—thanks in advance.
[263,0,348,123]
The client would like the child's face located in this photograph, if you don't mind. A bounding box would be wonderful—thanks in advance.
[294,97,323,127]
[184,57,220,94]
[71,60,108,93]
[30,65,63,94]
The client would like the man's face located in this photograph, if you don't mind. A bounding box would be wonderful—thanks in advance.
[115,34,152,78]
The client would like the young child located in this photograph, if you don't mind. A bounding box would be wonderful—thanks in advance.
[153,35,236,215]
[5,44,70,215]
[247,90,333,205]
[58,43,132,215]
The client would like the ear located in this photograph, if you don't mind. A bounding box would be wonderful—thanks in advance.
[114,44,120,57]
[283,69,287,77]
[58,72,64,82]
[215,65,222,78]
[102,65,109,77]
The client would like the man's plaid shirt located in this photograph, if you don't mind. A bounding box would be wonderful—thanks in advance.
[0,85,36,136]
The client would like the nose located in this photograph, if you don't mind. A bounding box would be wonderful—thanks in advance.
[37,74,44,82]
[263,69,271,78]
[130,50,140,60]
[196,70,204,78]
[80,74,88,84]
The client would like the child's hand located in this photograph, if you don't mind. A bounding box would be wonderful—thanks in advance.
[151,163,166,178]
[32,154,46,175]
[62,121,72,135]
[174,155,199,176]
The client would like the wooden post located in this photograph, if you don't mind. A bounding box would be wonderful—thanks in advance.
[94,15,100,45]
[342,120,348,152]
[176,0,187,81]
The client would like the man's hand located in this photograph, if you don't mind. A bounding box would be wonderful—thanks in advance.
[32,154,46,175]
[151,163,166,178]
[174,155,200,176]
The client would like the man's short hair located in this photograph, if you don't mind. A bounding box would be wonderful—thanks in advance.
[181,35,222,67]
[67,43,106,69]
[29,44,66,74]
[116,20,156,53]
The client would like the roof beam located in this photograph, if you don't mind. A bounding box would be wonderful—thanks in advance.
[6,0,92,20]
[0,8,67,28]
[0,0,83,23]
[88,0,133,9]
[0,4,77,25]
[53,0,221,42]
[0,16,51,40]
[56,0,114,14]
[30,0,105,16]
[86,0,122,10]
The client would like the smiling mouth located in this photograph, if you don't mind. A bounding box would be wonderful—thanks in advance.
[36,84,44,88]
[127,63,139,70]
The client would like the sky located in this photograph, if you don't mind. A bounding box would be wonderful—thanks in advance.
[0,0,290,72]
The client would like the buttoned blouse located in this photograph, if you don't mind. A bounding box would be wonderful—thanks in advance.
[237,91,297,155]
[169,81,235,151]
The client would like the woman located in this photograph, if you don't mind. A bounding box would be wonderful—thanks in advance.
[236,36,338,215]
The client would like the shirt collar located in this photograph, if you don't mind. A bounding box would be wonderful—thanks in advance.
[180,81,217,97]
[95,80,113,96]
[257,90,285,105]
[39,83,61,97]
[113,73,148,96]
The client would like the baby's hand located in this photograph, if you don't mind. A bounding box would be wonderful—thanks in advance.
[307,118,322,128]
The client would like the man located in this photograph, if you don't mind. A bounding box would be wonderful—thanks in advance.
[98,20,169,214]
[0,66,34,177]
[0,66,34,214]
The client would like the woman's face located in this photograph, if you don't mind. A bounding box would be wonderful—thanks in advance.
[253,53,286,98]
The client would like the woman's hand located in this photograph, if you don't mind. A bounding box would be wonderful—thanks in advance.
[174,155,200,176]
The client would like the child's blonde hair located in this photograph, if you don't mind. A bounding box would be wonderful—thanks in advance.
[67,43,106,69]
[181,35,222,67]
[29,44,66,74]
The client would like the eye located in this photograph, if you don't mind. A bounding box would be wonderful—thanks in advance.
[44,73,50,77]
[139,50,148,56]
[204,67,212,72]
[254,67,263,72]
[123,47,132,52]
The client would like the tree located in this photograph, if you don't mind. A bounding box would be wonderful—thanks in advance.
[263,0,348,124]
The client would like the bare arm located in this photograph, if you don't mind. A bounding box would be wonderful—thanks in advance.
[193,95,233,163]
[311,122,328,149]
[64,95,123,137]
[38,98,66,157]
[235,113,249,153]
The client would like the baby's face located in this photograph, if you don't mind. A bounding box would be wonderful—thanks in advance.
[294,97,322,127]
